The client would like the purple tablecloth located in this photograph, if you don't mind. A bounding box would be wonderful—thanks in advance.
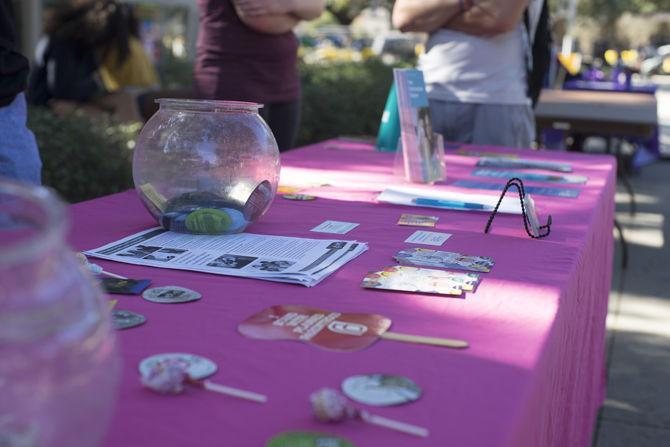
[70,140,616,447]
[564,79,656,94]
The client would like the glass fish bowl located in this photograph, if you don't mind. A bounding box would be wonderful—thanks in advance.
[0,179,120,447]
[133,99,280,234]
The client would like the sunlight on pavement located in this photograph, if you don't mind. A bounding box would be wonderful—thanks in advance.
[657,87,670,156]
[613,212,665,249]
[615,192,659,205]
[607,294,670,337]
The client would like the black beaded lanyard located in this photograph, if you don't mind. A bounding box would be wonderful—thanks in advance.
[484,178,552,239]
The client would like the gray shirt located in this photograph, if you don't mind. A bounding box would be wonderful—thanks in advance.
[419,25,529,105]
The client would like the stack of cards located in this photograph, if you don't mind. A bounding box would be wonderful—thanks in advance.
[397,214,438,227]
[361,265,479,297]
[101,278,151,295]
[394,248,494,273]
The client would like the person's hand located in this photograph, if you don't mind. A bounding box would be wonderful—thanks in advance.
[234,0,293,17]
[48,100,79,117]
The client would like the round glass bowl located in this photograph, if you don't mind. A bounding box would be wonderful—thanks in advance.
[133,99,280,234]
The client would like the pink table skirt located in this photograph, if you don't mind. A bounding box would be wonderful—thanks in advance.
[70,140,615,447]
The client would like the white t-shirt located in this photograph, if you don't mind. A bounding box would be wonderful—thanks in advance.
[419,25,529,105]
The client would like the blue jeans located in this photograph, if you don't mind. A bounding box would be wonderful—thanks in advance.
[0,93,42,185]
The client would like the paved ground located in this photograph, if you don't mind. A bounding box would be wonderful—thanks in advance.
[654,77,670,157]
[592,84,670,446]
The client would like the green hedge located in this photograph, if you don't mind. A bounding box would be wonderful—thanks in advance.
[28,107,140,203]
[28,59,397,202]
[297,59,394,145]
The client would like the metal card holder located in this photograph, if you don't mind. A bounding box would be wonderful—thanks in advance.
[484,178,552,239]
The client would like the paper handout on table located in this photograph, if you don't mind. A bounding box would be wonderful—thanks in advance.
[377,186,524,214]
[455,149,518,159]
[452,180,580,198]
[404,230,451,246]
[311,220,359,234]
[472,169,588,184]
[476,157,573,172]
[84,227,368,287]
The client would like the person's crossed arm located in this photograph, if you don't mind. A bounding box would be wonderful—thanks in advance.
[392,0,528,36]
[234,0,325,34]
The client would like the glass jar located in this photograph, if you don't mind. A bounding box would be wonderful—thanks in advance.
[133,99,280,235]
[0,179,120,447]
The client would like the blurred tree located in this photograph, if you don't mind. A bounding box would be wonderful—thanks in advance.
[325,0,393,25]
[578,0,670,17]
[651,21,670,46]
[28,107,139,203]
[578,0,670,45]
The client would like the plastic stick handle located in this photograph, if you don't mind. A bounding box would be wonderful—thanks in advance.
[202,381,267,403]
[101,270,127,279]
[381,331,469,349]
[360,411,429,437]
[413,197,487,210]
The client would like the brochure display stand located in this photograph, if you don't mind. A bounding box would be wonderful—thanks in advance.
[393,69,445,184]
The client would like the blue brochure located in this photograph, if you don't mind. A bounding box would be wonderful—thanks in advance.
[393,68,445,183]
[471,169,588,184]
[453,180,580,198]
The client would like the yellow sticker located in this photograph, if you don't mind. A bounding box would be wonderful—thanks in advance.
[278,185,301,194]
[139,183,167,212]
[282,194,316,201]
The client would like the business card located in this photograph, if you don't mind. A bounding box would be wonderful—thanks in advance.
[311,220,360,234]
[404,230,452,246]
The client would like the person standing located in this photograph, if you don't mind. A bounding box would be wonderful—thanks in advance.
[0,0,42,184]
[393,0,543,149]
[194,0,324,152]
[28,0,145,122]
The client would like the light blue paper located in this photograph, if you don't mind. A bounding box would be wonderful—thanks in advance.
[471,169,588,185]
[453,180,580,198]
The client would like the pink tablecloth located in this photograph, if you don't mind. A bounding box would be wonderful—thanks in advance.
[70,140,616,447]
